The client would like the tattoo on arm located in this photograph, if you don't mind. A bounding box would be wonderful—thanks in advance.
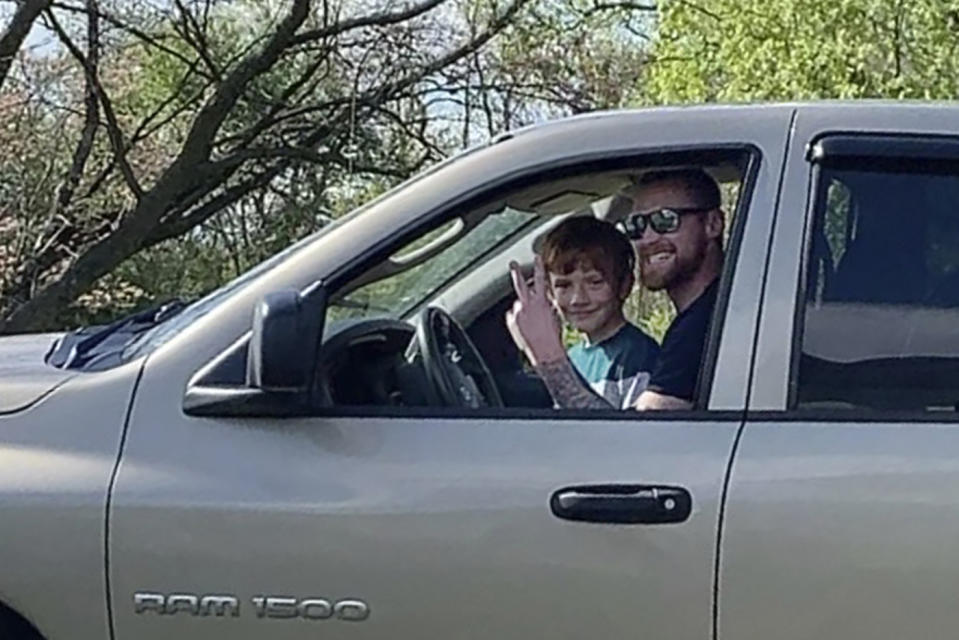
[534,358,613,410]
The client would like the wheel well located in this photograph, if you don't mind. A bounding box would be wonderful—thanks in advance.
[0,601,44,640]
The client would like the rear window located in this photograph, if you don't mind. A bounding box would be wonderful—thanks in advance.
[797,163,959,411]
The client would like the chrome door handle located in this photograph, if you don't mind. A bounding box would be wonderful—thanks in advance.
[550,484,692,524]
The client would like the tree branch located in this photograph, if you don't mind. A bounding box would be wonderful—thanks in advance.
[50,0,214,80]
[128,58,208,147]
[146,165,289,246]
[353,0,532,114]
[172,0,221,79]
[78,58,208,203]
[178,0,310,165]
[290,0,449,46]
[585,1,657,13]
[54,0,99,214]
[0,0,540,333]
[222,51,333,152]
[0,0,50,92]
[45,7,144,199]
[675,0,722,22]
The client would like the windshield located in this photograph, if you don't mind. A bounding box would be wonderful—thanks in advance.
[330,207,538,321]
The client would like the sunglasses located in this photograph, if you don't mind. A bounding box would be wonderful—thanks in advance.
[617,206,712,239]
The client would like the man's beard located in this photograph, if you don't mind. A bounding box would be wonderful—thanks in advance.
[640,239,707,291]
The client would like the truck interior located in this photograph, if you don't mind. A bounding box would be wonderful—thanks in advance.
[800,164,959,412]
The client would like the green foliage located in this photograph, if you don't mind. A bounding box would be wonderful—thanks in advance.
[823,179,852,267]
[625,287,673,341]
[643,0,959,103]
[491,0,652,113]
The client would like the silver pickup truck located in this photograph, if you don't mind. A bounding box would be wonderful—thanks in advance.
[4,101,959,640]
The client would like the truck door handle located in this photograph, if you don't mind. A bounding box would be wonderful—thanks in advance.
[550,484,692,524]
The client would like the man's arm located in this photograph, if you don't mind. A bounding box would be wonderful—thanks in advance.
[634,390,693,411]
[505,258,612,410]
[534,357,613,410]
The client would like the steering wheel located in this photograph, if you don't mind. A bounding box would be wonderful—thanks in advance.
[415,307,504,408]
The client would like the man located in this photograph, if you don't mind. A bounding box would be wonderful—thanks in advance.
[506,168,724,410]
[539,216,660,409]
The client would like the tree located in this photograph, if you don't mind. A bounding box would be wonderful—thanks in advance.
[642,0,959,103]
[0,0,536,332]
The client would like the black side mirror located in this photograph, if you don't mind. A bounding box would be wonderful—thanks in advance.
[247,284,326,393]
[184,282,327,417]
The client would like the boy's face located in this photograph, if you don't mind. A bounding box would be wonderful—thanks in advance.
[547,260,629,340]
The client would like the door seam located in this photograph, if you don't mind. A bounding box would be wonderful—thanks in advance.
[104,358,148,640]
[711,107,798,640]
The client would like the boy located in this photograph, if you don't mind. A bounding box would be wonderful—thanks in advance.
[533,216,660,409]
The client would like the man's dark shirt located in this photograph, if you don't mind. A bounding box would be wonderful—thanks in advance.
[647,278,720,402]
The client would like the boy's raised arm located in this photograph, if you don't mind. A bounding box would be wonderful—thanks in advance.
[505,257,613,410]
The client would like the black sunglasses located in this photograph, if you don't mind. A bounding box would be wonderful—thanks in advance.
[617,206,712,239]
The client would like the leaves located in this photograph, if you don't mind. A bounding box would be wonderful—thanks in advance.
[643,0,959,103]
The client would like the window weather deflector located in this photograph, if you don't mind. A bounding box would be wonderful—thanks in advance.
[807,134,959,166]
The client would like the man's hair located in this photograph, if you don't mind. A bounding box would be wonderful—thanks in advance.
[635,168,721,209]
[540,216,635,291]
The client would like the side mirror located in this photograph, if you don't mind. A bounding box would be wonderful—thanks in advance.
[183,282,327,418]
[247,285,326,393]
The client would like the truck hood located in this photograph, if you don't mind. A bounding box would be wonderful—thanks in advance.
[0,333,74,414]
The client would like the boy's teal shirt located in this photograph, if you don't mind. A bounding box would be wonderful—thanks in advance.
[567,323,660,409]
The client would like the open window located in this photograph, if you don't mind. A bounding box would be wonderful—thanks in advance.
[314,150,754,413]
[186,147,758,417]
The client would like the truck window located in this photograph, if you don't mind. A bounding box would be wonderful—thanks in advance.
[319,153,757,413]
[797,164,959,411]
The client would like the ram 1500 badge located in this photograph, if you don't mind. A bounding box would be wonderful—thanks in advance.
[133,593,370,621]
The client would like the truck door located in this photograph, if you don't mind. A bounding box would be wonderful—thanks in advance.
[722,105,959,639]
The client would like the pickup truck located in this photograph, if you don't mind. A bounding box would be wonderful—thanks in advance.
[3,101,959,640]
